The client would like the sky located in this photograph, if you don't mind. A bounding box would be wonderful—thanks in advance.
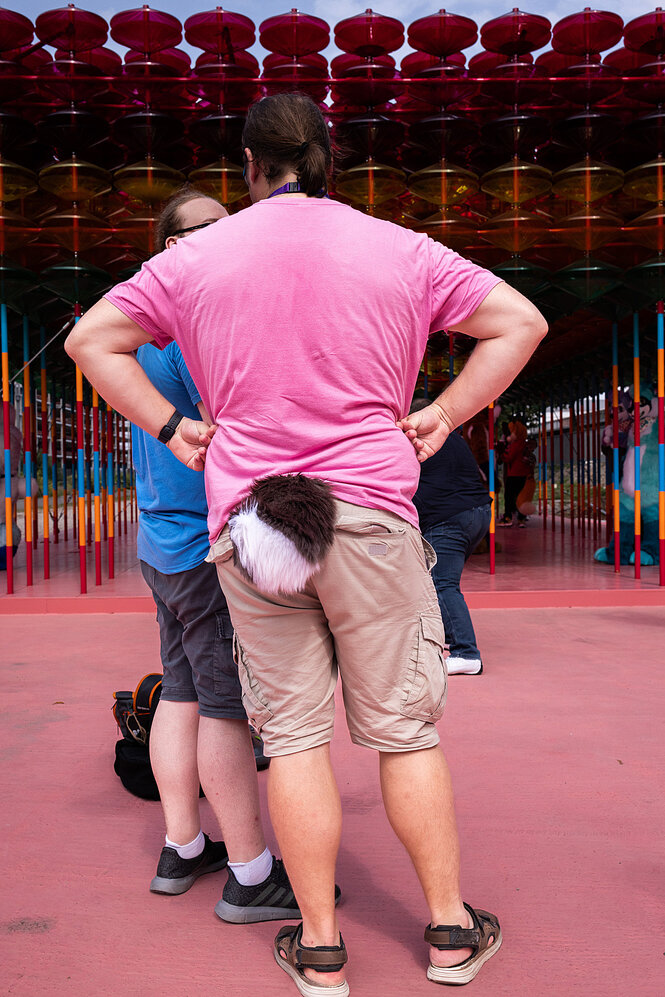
[15,1,654,65]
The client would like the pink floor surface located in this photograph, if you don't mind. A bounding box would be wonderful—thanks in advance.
[2,608,663,996]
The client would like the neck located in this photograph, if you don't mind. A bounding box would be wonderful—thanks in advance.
[266,172,306,199]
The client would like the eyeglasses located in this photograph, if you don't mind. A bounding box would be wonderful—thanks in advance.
[171,220,217,237]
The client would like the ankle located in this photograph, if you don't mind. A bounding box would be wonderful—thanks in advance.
[165,829,204,859]
[429,902,470,930]
[228,846,272,886]
[301,924,341,949]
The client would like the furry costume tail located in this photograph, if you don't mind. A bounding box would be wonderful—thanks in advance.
[228,474,336,594]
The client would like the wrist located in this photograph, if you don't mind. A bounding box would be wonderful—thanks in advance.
[430,401,454,434]
[157,409,184,444]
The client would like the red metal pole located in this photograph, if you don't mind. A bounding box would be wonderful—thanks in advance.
[488,401,495,575]
[542,402,548,529]
[92,388,102,586]
[550,398,555,532]
[1,303,13,593]
[51,389,59,545]
[569,389,575,537]
[612,326,621,573]
[633,314,641,578]
[657,302,664,585]
[74,304,87,595]
[581,392,587,539]
[559,402,565,532]
[107,406,115,579]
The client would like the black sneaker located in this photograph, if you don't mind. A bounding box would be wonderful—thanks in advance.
[150,834,228,895]
[214,857,341,924]
[251,728,270,771]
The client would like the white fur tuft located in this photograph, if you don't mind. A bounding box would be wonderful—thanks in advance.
[228,502,321,594]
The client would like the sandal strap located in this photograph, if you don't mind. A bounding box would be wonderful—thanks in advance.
[276,924,348,972]
[425,924,480,951]
[425,903,497,952]
[295,943,348,971]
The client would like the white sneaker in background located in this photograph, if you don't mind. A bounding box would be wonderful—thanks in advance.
[446,657,483,675]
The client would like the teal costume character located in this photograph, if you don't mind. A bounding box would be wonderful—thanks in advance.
[595,386,661,566]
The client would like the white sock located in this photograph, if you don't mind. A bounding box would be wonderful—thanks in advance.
[165,829,205,859]
[228,846,273,886]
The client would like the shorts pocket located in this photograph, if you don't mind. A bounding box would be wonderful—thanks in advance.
[215,608,233,640]
[335,516,407,537]
[232,633,274,732]
[400,610,447,723]
[420,536,437,572]
[212,609,235,696]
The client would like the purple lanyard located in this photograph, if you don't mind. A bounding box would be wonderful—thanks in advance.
[267,181,303,198]
[267,182,327,199]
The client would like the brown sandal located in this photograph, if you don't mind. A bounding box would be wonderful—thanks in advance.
[274,923,349,997]
[425,903,502,985]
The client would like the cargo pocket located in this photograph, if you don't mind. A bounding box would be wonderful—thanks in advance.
[212,608,234,696]
[400,611,447,723]
[232,633,273,732]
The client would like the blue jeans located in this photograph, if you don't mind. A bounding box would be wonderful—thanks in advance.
[424,505,492,661]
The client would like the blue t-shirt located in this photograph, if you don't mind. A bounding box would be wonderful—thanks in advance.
[133,342,209,573]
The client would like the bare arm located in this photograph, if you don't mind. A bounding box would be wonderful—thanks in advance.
[398,282,547,461]
[65,298,215,470]
[196,401,213,425]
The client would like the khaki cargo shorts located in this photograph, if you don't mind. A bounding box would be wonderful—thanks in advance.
[206,500,447,757]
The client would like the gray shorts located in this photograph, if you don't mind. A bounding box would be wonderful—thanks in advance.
[140,559,246,720]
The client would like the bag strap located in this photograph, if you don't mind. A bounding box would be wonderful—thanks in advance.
[133,673,162,712]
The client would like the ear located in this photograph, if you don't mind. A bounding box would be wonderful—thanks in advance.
[165,236,178,250]
[243,146,260,184]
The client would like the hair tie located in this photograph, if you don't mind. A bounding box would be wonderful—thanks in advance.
[298,140,309,155]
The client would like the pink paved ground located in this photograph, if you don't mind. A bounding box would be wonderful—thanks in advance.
[2,609,663,996]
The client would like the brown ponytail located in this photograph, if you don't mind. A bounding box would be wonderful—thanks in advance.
[242,92,331,197]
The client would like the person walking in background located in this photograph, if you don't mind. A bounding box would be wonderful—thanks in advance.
[66,93,547,994]
[499,419,530,526]
[132,188,301,924]
[412,401,491,676]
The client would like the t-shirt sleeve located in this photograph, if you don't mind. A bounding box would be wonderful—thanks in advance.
[429,240,503,334]
[171,344,202,407]
[104,249,180,349]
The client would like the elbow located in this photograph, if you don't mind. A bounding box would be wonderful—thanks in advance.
[64,325,96,370]
[64,327,82,364]
[528,305,548,346]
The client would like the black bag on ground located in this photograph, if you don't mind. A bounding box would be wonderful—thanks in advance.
[113,674,162,801]
[114,738,161,801]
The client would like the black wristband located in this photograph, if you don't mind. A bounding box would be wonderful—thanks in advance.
[157,410,184,444]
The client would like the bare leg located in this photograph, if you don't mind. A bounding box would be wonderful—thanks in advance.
[150,699,201,844]
[198,716,266,862]
[379,746,474,968]
[268,744,345,986]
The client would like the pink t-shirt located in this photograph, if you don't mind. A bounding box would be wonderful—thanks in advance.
[105,198,501,542]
